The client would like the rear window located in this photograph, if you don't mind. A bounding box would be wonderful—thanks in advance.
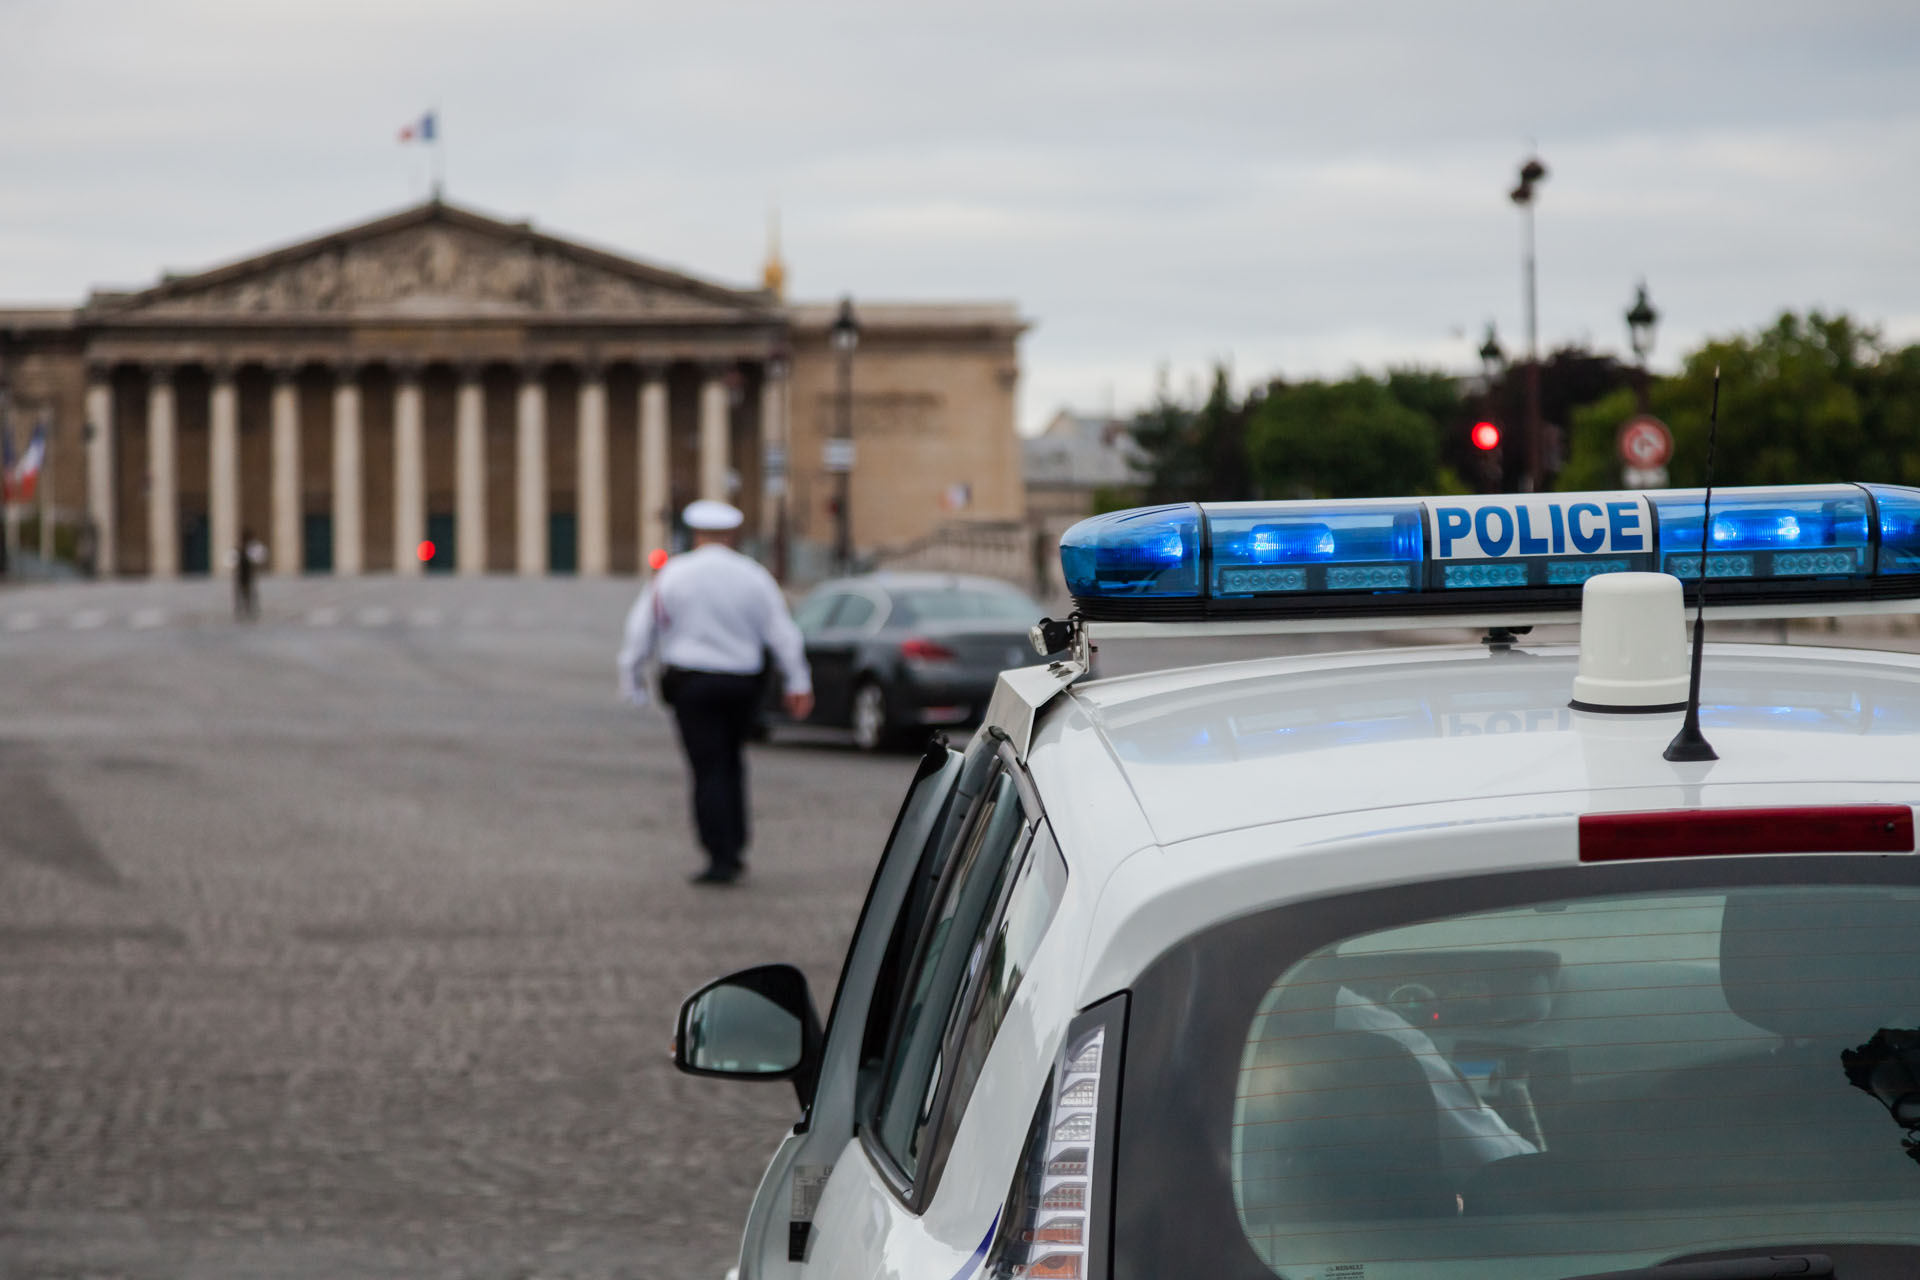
[1117,862,1920,1280]
[892,589,1038,626]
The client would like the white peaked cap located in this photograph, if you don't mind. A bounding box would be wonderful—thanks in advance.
[683,499,745,531]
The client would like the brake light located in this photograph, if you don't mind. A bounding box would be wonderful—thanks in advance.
[986,1009,1116,1279]
[900,636,957,662]
[1579,805,1914,862]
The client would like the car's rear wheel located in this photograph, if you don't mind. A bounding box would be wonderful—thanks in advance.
[851,680,892,752]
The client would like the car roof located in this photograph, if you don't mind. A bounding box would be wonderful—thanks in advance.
[1035,640,1920,851]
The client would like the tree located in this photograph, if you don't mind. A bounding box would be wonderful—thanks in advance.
[1248,375,1442,498]
[1129,363,1255,503]
[1558,312,1920,491]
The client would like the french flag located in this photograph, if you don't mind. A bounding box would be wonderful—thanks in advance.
[397,111,436,143]
[8,420,45,503]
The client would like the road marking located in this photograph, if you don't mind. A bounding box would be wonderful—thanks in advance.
[129,608,168,630]
[69,610,108,630]
[4,612,40,631]
[355,607,393,627]
[408,608,442,627]
[464,609,495,627]
[306,607,340,627]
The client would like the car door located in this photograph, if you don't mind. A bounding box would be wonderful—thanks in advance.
[787,590,844,724]
[800,743,1056,1278]
[810,589,883,725]
[730,738,969,1279]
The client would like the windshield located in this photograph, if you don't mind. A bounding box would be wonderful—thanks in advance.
[1116,861,1920,1280]
[891,589,1039,627]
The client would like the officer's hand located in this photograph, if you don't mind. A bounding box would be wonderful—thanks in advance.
[624,688,650,710]
[784,691,814,721]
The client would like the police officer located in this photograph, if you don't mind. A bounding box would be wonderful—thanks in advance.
[618,500,813,885]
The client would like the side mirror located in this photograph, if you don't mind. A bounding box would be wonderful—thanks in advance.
[673,963,822,1107]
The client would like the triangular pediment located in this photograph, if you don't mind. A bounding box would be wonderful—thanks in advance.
[95,202,776,323]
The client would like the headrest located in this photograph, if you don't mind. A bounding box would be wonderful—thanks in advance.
[1719,889,1920,1041]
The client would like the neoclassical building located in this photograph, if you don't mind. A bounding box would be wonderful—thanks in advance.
[0,200,1027,580]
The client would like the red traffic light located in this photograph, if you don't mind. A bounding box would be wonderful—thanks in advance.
[1471,421,1501,451]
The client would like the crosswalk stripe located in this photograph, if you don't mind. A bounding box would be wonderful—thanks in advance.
[4,612,40,631]
[306,607,341,627]
[69,610,108,630]
[129,608,168,630]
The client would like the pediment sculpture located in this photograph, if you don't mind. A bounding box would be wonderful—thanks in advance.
[121,222,745,319]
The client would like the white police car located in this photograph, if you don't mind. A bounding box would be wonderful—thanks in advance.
[675,483,1920,1280]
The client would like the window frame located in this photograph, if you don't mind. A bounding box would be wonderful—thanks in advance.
[857,739,1048,1211]
[792,589,845,638]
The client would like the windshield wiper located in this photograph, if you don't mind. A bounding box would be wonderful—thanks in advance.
[1559,1255,1833,1280]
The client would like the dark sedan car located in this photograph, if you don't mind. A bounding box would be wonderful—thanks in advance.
[771,572,1053,750]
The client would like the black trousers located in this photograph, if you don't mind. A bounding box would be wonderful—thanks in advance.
[665,669,764,871]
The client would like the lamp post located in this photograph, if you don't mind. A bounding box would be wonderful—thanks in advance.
[829,296,860,573]
[1509,155,1548,491]
[1625,281,1659,413]
[1477,323,1506,491]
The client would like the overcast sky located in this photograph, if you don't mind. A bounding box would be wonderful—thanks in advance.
[4,0,1917,430]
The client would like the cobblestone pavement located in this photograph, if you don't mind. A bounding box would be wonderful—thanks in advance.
[3,576,1913,1279]
[0,576,919,1280]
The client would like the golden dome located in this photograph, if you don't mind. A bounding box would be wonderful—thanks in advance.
[761,206,785,299]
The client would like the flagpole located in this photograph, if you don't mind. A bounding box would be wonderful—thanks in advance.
[432,107,444,200]
[38,415,51,563]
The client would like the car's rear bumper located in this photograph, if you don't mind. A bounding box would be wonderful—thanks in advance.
[895,665,1020,725]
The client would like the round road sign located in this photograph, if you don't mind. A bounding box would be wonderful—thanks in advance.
[1617,414,1673,469]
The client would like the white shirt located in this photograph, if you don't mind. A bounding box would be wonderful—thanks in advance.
[617,545,812,703]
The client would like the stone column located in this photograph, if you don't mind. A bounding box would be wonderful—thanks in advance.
[270,364,302,574]
[331,363,363,576]
[758,359,788,550]
[515,362,547,576]
[576,362,609,577]
[638,364,669,564]
[455,363,487,576]
[85,365,116,576]
[209,364,239,575]
[146,365,178,579]
[698,366,731,502]
[393,364,425,577]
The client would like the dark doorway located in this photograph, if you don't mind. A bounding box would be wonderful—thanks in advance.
[548,511,577,574]
[180,511,211,576]
[304,512,333,573]
[425,512,455,574]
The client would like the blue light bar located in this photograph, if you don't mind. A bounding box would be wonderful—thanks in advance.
[1208,505,1423,597]
[1059,483,1920,621]
[1867,484,1920,574]
[1653,485,1870,580]
[1059,504,1200,599]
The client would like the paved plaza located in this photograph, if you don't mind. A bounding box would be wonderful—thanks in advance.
[0,574,919,1279]
[2,575,1913,1279]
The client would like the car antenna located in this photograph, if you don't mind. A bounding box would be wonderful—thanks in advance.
[1664,366,1721,763]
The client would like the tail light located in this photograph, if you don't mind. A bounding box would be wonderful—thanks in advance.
[901,636,957,662]
[1580,805,1914,862]
[988,995,1126,1279]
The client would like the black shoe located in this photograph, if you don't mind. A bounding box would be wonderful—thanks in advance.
[689,866,742,886]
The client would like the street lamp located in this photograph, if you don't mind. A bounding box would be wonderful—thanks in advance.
[1509,155,1548,491]
[1478,322,1505,384]
[1625,281,1659,413]
[829,296,860,573]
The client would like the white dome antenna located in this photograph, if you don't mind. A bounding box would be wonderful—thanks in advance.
[1569,573,1690,713]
